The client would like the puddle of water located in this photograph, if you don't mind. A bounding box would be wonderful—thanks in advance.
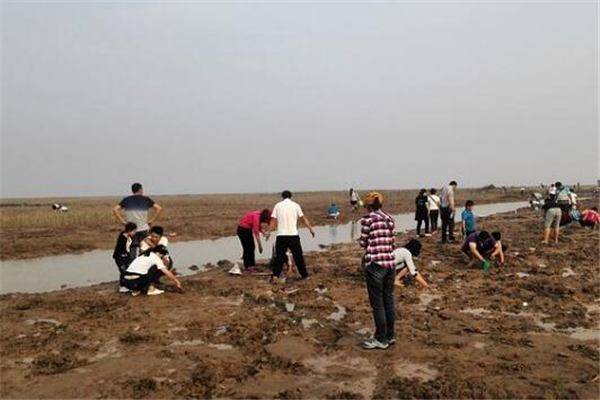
[586,304,600,316]
[327,304,347,322]
[207,343,235,351]
[567,328,600,341]
[460,308,491,317]
[304,355,376,398]
[501,311,556,332]
[0,202,527,294]
[168,339,205,347]
[301,319,319,329]
[562,268,577,278]
[89,339,121,362]
[395,360,438,382]
[418,293,442,310]
[25,318,62,327]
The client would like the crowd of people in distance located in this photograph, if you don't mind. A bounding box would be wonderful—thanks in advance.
[538,181,598,245]
[108,180,593,352]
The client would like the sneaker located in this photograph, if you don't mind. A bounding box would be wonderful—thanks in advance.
[361,338,389,350]
[388,338,397,345]
[147,286,165,296]
[270,276,287,285]
[119,286,131,293]
[131,291,141,297]
[424,233,433,237]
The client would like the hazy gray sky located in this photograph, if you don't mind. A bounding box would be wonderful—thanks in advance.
[2,1,598,198]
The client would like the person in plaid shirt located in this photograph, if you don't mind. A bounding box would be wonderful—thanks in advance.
[359,191,397,350]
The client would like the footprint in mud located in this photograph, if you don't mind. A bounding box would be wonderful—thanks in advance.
[303,355,376,399]
[89,339,122,363]
[417,293,442,310]
[394,360,439,382]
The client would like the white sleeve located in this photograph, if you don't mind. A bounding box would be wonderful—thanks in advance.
[156,257,167,271]
[297,204,304,218]
[405,252,418,276]
[271,205,278,219]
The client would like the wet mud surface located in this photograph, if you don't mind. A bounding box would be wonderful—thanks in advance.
[1,208,598,399]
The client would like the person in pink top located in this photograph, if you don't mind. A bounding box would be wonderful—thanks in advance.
[581,207,599,229]
[237,209,271,269]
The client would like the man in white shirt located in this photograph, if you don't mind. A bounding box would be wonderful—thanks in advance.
[440,181,458,243]
[268,190,315,281]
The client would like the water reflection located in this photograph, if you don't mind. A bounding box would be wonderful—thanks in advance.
[0,201,527,294]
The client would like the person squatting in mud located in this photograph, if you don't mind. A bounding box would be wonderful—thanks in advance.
[461,230,505,271]
[122,245,182,296]
[113,222,138,292]
[359,192,397,350]
[393,239,430,290]
[140,225,174,271]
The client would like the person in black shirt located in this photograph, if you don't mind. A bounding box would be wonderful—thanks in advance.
[113,222,137,293]
[414,189,430,237]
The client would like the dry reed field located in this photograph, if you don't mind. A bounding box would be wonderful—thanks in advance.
[0,186,591,261]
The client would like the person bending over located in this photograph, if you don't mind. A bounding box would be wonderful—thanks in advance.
[581,207,600,229]
[394,239,429,290]
[461,230,502,271]
[140,225,173,270]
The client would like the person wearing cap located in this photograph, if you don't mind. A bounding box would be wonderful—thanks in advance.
[237,209,271,270]
[269,191,315,283]
[359,192,397,350]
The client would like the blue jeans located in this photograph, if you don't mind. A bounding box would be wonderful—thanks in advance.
[364,262,396,342]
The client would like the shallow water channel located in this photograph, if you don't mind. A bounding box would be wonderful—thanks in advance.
[0,201,527,294]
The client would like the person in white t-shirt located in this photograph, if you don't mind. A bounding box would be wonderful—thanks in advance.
[268,190,316,282]
[122,246,181,296]
[427,189,441,233]
[394,240,429,290]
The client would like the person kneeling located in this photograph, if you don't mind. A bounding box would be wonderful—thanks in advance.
[122,245,182,296]
[393,239,429,290]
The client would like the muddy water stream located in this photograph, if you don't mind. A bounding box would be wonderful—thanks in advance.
[0,201,527,294]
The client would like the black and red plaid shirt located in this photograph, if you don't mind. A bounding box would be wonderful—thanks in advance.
[360,210,396,268]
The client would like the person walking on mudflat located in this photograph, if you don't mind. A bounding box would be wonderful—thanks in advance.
[359,192,397,350]
[113,183,163,259]
[269,190,315,283]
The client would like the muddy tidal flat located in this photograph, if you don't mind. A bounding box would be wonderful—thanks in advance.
[1,207,599,399]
